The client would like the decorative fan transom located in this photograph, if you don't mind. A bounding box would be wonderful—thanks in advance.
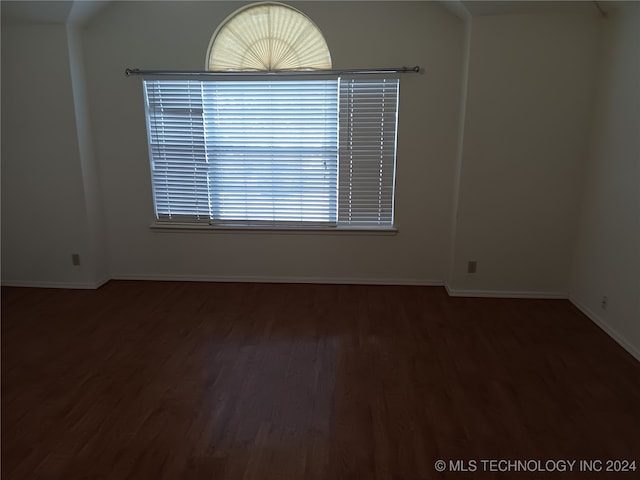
[206,2,332,71]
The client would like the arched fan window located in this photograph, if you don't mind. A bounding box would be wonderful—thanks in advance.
[206,2,332,71]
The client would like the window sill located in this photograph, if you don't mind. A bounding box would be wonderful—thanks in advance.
[149,222,398,235]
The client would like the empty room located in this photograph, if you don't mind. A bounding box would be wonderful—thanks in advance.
[2,1,639,479]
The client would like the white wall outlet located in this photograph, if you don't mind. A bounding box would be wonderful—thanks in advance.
[467,261,477,274]
[71,253,81,266]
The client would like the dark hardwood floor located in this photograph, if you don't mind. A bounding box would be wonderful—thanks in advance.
[2,281,639,479]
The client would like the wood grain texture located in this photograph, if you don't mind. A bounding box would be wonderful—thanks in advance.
[2,281,639,479]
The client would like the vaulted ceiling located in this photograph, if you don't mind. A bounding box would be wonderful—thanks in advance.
[441,0,610,20]
[1,0,110,25]
[461,0,602,17]
[1,0,611,26]
[0,0,621,28]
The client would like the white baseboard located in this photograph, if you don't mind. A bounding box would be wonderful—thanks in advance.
[110,273,444,287]
[4,274,637,362]
[444,283,567,299]
[570,297,640,363]
[1,276,109,290]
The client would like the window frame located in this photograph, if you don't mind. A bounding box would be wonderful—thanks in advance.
[142,73,400,234]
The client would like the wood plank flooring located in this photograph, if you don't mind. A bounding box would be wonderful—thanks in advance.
[2,281,639,479]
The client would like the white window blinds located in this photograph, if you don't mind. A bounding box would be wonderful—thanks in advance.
[144,81,209,221]
[142,76,399,229]
[204,80,338,225]
[338,78,399,227]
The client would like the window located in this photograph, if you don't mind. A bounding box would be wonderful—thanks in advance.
[141,2,400,230]
[144,76,399,228]
[207,2,332,72]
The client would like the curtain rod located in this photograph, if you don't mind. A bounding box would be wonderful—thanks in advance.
[125,66,421,77]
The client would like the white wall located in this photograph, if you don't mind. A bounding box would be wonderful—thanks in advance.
[67,23,109,285]
[1,23,99,287]
[447,8,471,287]
[570,3,640,360]
[448,12,601,296]
[82,1,464,284]
[2,1,637,359]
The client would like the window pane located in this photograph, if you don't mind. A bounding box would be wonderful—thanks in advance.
[338,78,399,227]
[203,80,338,224]
[144,80,210,220]
[142,77,398,229]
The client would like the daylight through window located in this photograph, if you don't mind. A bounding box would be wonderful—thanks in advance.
[142,2,400,230]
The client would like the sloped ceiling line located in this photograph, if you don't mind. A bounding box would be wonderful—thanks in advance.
[1,0,111,26]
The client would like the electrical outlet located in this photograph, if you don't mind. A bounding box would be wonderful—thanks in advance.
[467,261,477,274]
[71,254,81,266]
[601,296,608,310]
